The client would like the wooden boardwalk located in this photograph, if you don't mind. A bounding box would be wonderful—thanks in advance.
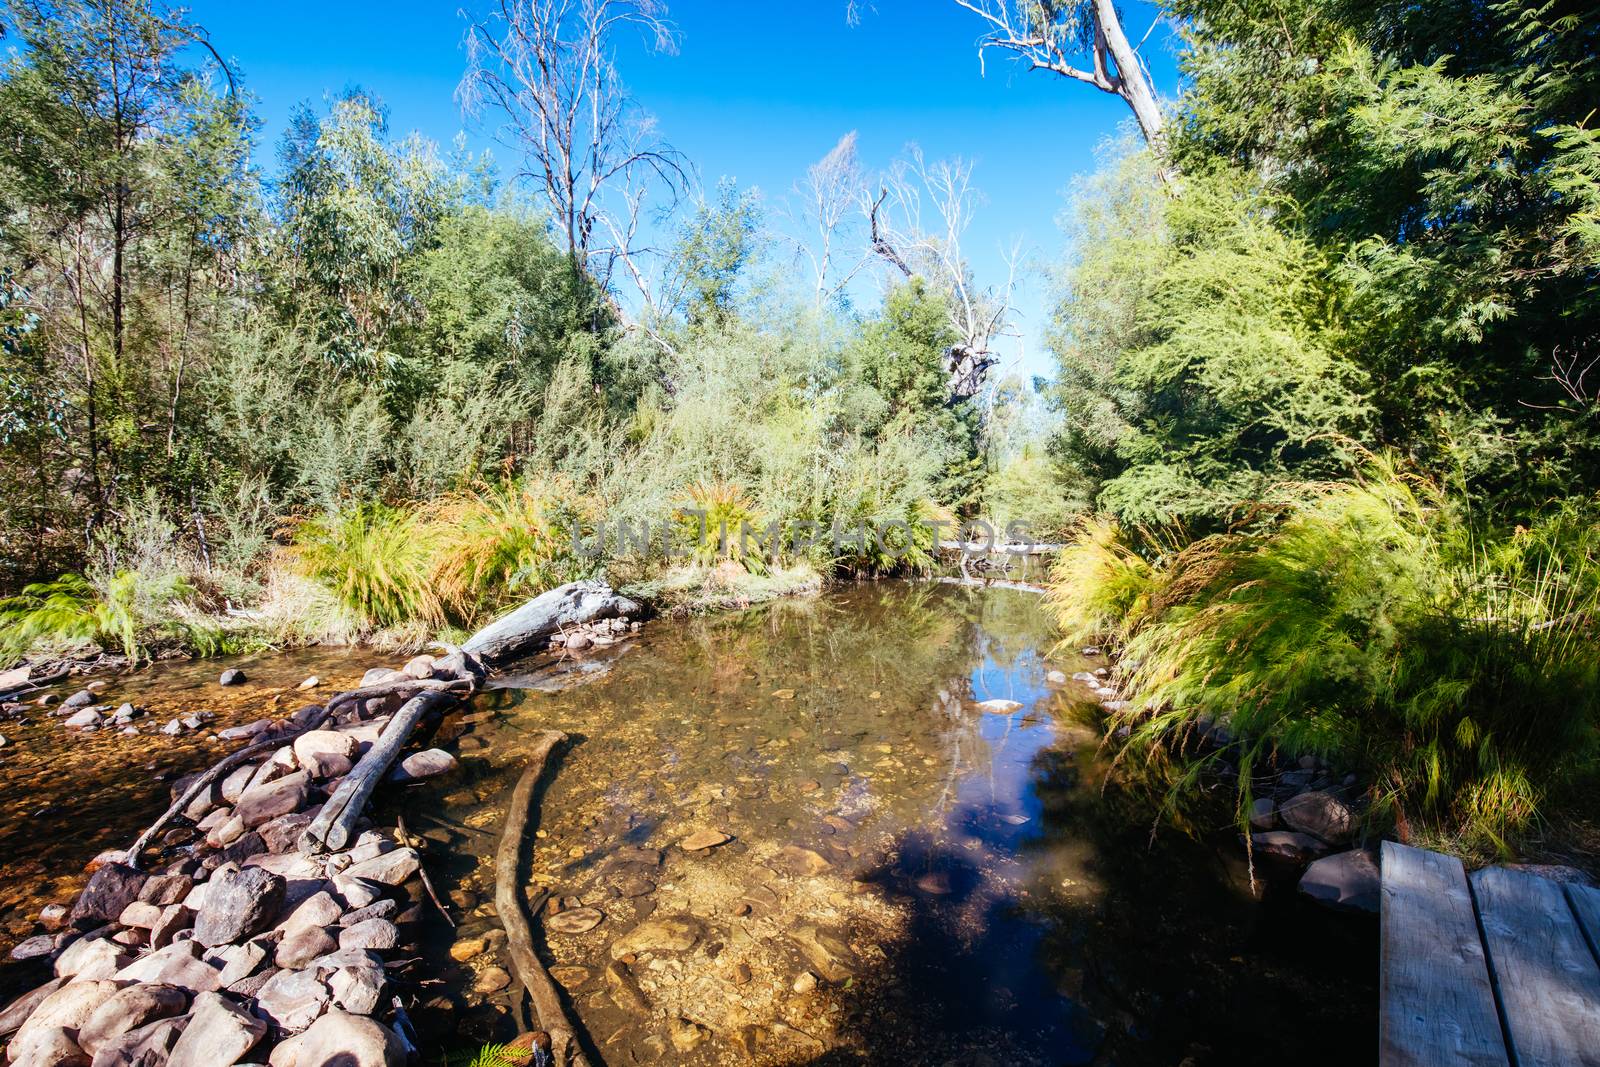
[1381,840,1600,1066]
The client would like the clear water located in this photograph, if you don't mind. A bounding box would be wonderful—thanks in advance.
[0,584,1376,1064]
[384,583,1376,1065]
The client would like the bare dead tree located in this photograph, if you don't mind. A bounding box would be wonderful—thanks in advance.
[953,0,1168,158]
[459,0,691,296]
[782,132,873,311]
[867,147,1021,402]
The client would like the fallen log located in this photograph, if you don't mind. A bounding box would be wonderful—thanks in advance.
[124,704,335,868]
[496,729,590,1067]
[463,580,640,667]
[299,689,456,855]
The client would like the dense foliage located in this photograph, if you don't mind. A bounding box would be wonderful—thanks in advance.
[1045,0,1600,850]
[0,0,1030,657]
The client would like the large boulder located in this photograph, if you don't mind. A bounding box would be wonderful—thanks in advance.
[77,984,190,1057]
[166,991,266,1067]
[1278,789,1356,845]
[0,978,66,1038]
[70,863,148,926]
[267,1009,405,1067]
[1298,849,1381,914]
[388,749,457,784]
[462,580,640,666]
[8,979,120,1062]
[192,866,286,947]
[7,1024,89,1066]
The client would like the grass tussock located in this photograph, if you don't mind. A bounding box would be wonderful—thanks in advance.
[1052,460,1600,853]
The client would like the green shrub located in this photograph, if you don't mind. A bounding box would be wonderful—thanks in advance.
[1063,464,1600,852]
[429,477,597,622]
[0,570,194,661]
[293,503,442,630]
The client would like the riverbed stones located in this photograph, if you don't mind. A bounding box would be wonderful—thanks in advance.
[1278,789,1355,845]
[193,866,285,946]
[679,829,732,852]
[219,669,246,686]
[91,1016,188,1067]
[69,861,148,925]
[388,748,457,783]
[166,991,265,1067]
[448,937,486,962]
[267,1009,405,1067]
[609,915,702,959]
[338,918,399,952]
[339,847,420,887]
[1297,849,1380,914]
[9,979,120,1060]
[255,967,330,1032]
[0,978,65,1038]
[78,985,190,1057]
[62,690,94,710]
[138,873,194,908]
[789,925,853,981]
[117,900,164,930]
[545,907,604,935]
[669,1016,711,1053]
[236,772,312,829]
[64,708,104,729]
[774,845,831,876]
[473,966,511,994]
[115,940,223,993]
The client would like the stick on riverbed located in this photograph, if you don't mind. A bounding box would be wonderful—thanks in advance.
[496,729,591,1067]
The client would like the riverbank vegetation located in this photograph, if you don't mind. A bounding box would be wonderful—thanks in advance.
[1040,0,1600,853]
[2,0,1597,860]
[0,0,1062,662]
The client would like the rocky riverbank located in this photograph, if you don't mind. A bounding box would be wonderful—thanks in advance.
[1063,660,1383,915]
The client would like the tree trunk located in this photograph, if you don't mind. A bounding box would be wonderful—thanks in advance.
[1094,0,1166,153]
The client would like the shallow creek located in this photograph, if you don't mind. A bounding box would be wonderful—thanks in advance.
[0,583,1375,1065]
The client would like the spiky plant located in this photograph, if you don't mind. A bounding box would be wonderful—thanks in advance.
[293,503,442,630]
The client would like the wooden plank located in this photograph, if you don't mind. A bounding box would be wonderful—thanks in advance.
[1380,841,1509,1067]
[1472,865,1600,1067]
[1567,882,1600,970]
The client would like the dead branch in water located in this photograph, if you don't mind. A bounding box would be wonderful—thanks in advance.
[496,729,591,1067]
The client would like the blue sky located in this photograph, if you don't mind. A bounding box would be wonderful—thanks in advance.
[187,0,1182,378]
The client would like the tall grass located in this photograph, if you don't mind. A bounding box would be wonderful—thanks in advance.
[0,570,196,662]
[1052,463,1600,852]
[293,503,444,630]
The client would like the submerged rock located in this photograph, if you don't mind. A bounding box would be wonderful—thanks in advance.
[678,829,732,852]
[609,915,703,959]
[218,669,246,686]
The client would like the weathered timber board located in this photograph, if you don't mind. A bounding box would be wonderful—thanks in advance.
[1380,841,1509,1067]
[1471,865,1600,1067]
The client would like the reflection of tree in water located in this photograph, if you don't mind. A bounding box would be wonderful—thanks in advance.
[1017,747,1378,1066]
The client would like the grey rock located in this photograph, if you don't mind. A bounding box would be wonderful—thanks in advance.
[10,979,120,1059]
[63,690,95,710]
[339,899,397,926]
[8,1023,90,1066]
[234,772,311,829]
[326,963,386,1016]
[266,1008,405,1067]
[338,918,399,952]
[78,984,189,1057]
[88,1015,188,1067]
[277,926,338,969]
[254,967,330,1032]
[338,848,420,887]
[1279,789,1356,845]
[166,991,266,1067]
[0,977,66,1038]
[64,708,104,728]
[55,935,131,980]
[113,940,223,993]
[388,748,457,784]
[1298,849,1381,915]
[218,720,271,742]
[218,669,246,686]
[1248,797,1276,831]
[9,934,55,961]
[193,866,285,947]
